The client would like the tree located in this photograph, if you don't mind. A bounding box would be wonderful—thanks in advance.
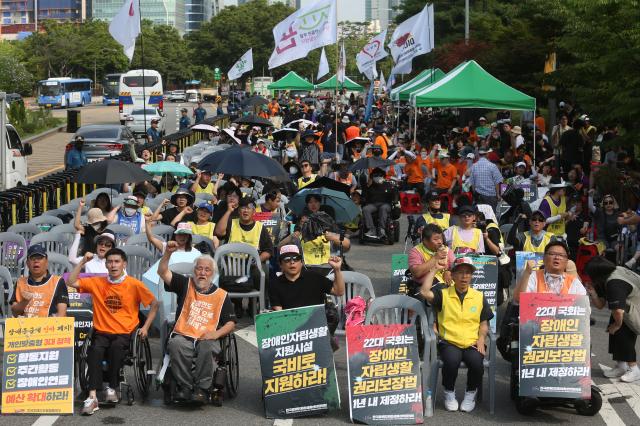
[0,43,33,94]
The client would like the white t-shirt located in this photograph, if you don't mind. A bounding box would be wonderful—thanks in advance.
[526,271,586,295]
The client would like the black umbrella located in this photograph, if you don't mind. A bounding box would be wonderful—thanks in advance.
[233,114,273,127]
[76,158,152,184]
[349,156,394,172]
[304,176,351,196]
[272,128,299,141]
[198,145,288,180]
[242,95,269,107]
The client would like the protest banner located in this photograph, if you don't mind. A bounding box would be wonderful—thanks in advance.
[515,251,544,283]
[390,254,409,295]
[346,324,423,424]
[2,317,74,414]
[256,305,340,418]
[464,255,499,333]
[519,293,590,399]
[500,183,538,203]
[253,212,283,245]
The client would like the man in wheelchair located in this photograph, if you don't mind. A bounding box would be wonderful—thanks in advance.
[362,167,396,239]
[67,248,159,415]
[158,242,236,404]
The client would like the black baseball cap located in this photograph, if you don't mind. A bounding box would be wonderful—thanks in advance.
[457,205,476,215]
[27,244,47,259]
[239,197,256,208]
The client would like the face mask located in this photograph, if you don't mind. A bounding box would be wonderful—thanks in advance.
[286,147,297,157]
[421,152,428,159]
[91,222,105,231]
[373,176,384,184]
[124,207,137,216]
[289,167,298,174]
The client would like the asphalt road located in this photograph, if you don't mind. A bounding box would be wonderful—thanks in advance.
[10,104,640,425]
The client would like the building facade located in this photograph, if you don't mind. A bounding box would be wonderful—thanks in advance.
[1,0,87,39]
[365,0,402,29]
[92,0,186,34]
[185,0,211,32]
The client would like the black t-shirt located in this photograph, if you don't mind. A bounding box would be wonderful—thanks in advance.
[269,270,333,310]
[595,279,633,310]
[165,273,236,327]
[161,207,197,226]
[430,287,494,323]
[10,274,69,316]
[224,220,274,255]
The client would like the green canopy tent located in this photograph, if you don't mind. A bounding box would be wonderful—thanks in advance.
[267,71,314,91]
[314,75,365,92]
[390,68,445,102]
[411,60,535,110]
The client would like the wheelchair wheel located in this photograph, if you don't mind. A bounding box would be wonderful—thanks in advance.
[132,332,153,399]
[394,220,400,242]
[221,334,239,398]
[77,329,94,393]
[575,385,603,416]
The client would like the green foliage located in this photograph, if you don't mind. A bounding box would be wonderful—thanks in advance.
[7,102,64,137]
[0,44,34,95]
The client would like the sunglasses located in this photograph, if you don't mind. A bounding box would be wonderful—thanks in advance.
[281,255,302,263]
[301,164,311,168]
[603,200,615,205]
[531,217,545,222]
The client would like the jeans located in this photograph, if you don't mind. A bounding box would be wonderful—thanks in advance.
[363,202,391,232]
[87,332,132,391]
[168,334,221,391]
[439,340,485,392]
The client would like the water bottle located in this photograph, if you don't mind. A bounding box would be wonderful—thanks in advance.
[425,390,433,417]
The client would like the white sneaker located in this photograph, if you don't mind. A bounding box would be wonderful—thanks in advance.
[443,390,459,411]
[105,387,118,403]
[621,368,640,383]
[460,390,477,412]
[81,397,99,415]
[604,364,629,378]
[626,258,637,269]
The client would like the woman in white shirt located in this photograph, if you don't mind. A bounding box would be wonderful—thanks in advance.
[68,230,116,273]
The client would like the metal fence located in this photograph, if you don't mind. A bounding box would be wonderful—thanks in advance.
[0,115,230,231]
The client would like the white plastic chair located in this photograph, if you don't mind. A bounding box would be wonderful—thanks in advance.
[0,265,13,318]
[7,223,41,244]
[121,245,154,281]
[29,232,70,256]
[29,215,63,232]
[126,233,164,261]
[42,252,73,276]
[213,242,265,315]
[152,224,176,242]
[0,232,27,282]
[326,271,375,335]
[106,224,135,246]
[49,223,78,246]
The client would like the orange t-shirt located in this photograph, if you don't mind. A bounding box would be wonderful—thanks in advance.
[374,135,389,159]
[404,160,425,184]
[345,125,360,142]
[454,160,467,182]
[79,276,155,335]
[535,116,546,134]
[434,163,458,190]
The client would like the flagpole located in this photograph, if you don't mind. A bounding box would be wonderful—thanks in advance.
[138,0,147,137]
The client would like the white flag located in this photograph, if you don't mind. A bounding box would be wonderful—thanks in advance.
[268,0,337,69]
[356,30,388,78]
[389,4,435,75]
[228,48,253,81]
[379,70,386,92]
[109,0,141,61]
[317,47,329,80]
[337,43,346,83]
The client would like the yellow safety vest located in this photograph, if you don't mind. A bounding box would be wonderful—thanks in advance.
[422,212,450,231]
[190,221,215,240]
[523,231,552,253]
[437,286,484,348]
[451,226,482,254]
[229,219,263,249]
[297,174,317,189]
[414,243,446,283]
[486,222,504,249]
[302,236,330,265]
[194,182,214,194]
[544,194,567,236]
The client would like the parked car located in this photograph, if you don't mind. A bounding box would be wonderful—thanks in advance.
[168,90,187,102]
[6,93,23,105]
[124,107,165,137]
[64,124,135,167]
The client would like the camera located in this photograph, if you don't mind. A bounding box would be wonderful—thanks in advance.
[476,220,487,232]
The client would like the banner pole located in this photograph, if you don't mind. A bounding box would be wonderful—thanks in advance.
[138,0,147,137]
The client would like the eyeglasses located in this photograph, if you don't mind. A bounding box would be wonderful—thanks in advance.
[301,164,311,168]
[97,241,114,247]
[545,252,568,259]
[281,255,302,263]
[603,200,614,205]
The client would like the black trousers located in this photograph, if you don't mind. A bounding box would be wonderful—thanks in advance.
[87,332,132,391]
[609,319,637,362]
[439,341,485,392]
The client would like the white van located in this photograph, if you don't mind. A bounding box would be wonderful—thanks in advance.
[186,89,201,103]
[119,69,164,124]
[1,123,32,191]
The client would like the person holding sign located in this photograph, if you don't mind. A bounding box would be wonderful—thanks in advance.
[444,205,485,254]
[10,244,69,318]
[507,210,554,253]
[158,242,236,403]
[408,223,454,288]
[513,240,586,303]
[67,248,159,415]
[585,257,640,382]
[420,257,494,412]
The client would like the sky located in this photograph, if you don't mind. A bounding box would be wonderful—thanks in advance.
[225,0,366,21]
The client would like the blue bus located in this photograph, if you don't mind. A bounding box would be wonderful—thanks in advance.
[37,77,92,108]
[102,73,122,105]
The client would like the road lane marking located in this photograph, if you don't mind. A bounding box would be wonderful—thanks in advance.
[31,416,58,426]
[28,165,64,180]
[594,370,627,425]
[600,363,640,420]
[236,326,293,426]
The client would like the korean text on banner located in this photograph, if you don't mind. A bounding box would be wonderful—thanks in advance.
[228,48,254,81]
[268,0,337,69]
[2,317,75,414]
